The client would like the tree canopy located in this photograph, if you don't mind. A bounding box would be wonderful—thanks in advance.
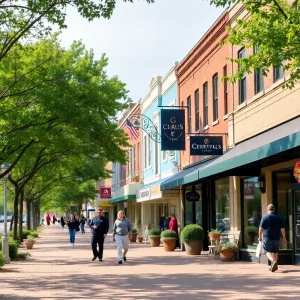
[211,0,300,88]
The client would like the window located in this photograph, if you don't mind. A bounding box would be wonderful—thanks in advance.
[137,142,140,172]
[132,146,136,177]
[242,177,262,248]
[213,74,218,121]
[274,65,284,82]
[154,135,158,175]
[127,150,130,176]
[223,65,228,115]
[148,135,151,167]
[215,178,230,232]
[203,82,208,127]
[238,48,246,104]
[144,136,147,169]
[187,96,191,132]
[254,46,264,94]
[194,89,200,131]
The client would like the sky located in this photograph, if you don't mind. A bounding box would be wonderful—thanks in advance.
[60,0,225,103]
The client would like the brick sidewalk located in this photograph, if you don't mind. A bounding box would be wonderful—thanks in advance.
[0,225,299,300]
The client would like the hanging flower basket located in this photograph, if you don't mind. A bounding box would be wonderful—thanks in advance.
[294,161,300,183]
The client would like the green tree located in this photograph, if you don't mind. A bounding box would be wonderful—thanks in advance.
[211,0,300,88]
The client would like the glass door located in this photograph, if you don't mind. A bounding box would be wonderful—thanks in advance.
[294,189,300,264]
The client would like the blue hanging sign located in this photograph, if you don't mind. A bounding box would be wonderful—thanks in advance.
[161,109,185,150]
[190,136,223,156]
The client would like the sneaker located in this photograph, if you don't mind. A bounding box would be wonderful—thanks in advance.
[92,256,97,261]
[99,258,103,261]
[118,260,122,264]
[123,256,126,262]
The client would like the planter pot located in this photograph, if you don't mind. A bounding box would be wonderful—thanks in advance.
[220,249,234,261]
[149,236,161,247]
[24,240,35,249]
[137,236,143,243]
[248,235,256,245]
[184,240,203,255]
[162,239,176,251]
[209,234,221,245]
[130,233,138,243]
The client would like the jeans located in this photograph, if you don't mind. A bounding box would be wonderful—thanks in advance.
[80,223,85,234]
[69,228,76,244]
[115,234,129,260]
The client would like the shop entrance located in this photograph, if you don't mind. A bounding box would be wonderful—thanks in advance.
[292,185,300,265]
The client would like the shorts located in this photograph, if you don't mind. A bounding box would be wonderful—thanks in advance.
[263,240,280,253]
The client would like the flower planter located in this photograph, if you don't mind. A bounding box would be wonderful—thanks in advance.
[184,240,203,255]
[130,233,138,243]
[209,234,221,245]
[137,236,143,243]
[294,161,300,183]
[162,239,176,251]
[149,236,161,247]
[24,240,35,249]
[220,249,234,261]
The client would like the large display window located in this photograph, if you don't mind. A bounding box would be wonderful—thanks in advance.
[215,178,230,232]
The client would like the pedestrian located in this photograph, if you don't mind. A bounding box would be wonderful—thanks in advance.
[159,215,166,232]
[46,213,51,226]
[164,214,171,230]
[112,210,132,264]
[60,216,66,229]
[80,215,86,234]
[53,214,57,225]
[258,204,286,272]
[169,214,180,248]
[67,214,79,246]
[90,208,109,262]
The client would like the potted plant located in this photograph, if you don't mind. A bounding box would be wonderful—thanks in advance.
[148,228,161,247]
[136,219,143,243]
[208,229,221,244]
[246,225,258,245]
[161,230,177,251]
[24,237,35,249]
[294,161,300,183]
[218,242,238,261]
[130,228,138,243]
[181,224,204,255]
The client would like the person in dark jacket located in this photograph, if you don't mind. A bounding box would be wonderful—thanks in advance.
[60,216,66,229]
[159,215,166,232]
[164,215,171,230]
[90,208,109,261]
[79,215,86,234]
[67,214,79,246]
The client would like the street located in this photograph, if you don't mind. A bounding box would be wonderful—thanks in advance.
[0,225,300,299]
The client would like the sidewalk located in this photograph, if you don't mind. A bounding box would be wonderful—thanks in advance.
[0,225,300,300]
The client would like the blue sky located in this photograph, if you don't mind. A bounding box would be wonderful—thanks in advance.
[60,0,225,102]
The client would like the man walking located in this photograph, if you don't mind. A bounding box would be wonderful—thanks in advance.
[258,204,286,272]
[90,208,109,262]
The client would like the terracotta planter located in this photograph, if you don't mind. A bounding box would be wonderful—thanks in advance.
[162,239,176,251]
[130,233,138,243]
[149,236,161,247]
[220,249,234,261]
[209,234,221,245]
[184,240,203,255]
[24,240,35,249]
[137,236,143,243]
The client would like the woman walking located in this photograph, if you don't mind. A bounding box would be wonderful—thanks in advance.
[67,214,79,246]
[169,214,180,248]
[60,216,66,229]
[112,210,132,264]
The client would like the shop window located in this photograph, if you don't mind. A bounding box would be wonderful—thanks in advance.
[215,178,230,232]
[242,177,262,248]
[238,48,246,104]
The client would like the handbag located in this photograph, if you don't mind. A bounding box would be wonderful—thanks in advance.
[76,226,80,232]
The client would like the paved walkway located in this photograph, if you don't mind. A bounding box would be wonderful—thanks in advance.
[0,225,300,300]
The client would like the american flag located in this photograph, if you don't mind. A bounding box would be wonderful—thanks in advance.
[126,119,139,140]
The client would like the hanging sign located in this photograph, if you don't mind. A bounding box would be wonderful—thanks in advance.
[161,109,185,150]
[100,187,112,198]
[190,136,223,156]
[185,191,200,202]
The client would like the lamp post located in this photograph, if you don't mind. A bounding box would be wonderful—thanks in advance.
[1,162,10,263]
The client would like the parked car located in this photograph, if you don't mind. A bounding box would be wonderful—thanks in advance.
[7,215,12,222]
[0,215,4,222]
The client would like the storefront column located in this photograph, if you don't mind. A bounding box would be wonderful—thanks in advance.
[262,171,272,213]
[230,176,241,231]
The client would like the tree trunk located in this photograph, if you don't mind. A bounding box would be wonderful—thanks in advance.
[26,199,31,230]
[13,185,20,240]
[19,188,24,242]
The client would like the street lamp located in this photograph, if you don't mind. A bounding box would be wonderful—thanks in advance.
[1,162,10,263]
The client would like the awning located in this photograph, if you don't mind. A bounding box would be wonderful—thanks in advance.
[110,183,142,204]
[161,117,300,190]
[160,158,216,191]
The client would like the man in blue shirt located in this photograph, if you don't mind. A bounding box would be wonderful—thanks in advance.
[258,204,286,272]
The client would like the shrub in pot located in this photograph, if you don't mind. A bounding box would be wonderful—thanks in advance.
[208,229,221,244]
[246,226,258,245]
[24,236,36,250]
[130,228,138,243]
[148,228,161,247]
[181,224,204,255]
[161,230,177,251]
[218,242,238,261]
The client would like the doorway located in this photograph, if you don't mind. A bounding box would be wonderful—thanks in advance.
[292,184,300,265]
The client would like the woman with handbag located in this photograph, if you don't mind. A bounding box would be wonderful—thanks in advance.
[67,214,79,246]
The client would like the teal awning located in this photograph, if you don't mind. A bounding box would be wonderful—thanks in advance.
[109,194,136,204]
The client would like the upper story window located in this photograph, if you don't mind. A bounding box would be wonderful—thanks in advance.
[203,82,208,127]
[195,89,200,131]
[187,96,192,132]
[223,65,228,115]
[213,74,218,121]
[238,48,247,104]
[254,45,264,94]
[274,65,284,82]
[144,135,147,169]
